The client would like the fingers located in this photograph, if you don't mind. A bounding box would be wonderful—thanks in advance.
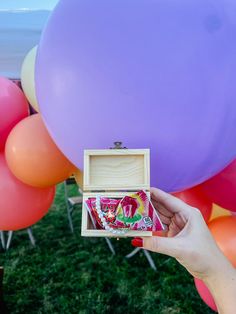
[158,213,171,225]
[143,236,181,259]
[168,220,181,237]
[173,213,186,230]
[150,188,191,215]
[152,199,174,218]
[152,197,187,235]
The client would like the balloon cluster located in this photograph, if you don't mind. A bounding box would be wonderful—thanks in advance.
[2,1,236,310]
[0,63,78,230]
[174,161,236,312]
[33,1,236,310]
[0,77,52,230]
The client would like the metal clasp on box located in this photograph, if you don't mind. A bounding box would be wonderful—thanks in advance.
[110,141,127,149]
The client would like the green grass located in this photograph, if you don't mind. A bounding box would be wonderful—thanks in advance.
[1,184,214,314]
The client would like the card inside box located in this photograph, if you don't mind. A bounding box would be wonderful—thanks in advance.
[81,149,162,237]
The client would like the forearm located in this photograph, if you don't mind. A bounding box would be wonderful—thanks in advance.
[204,258,236,314]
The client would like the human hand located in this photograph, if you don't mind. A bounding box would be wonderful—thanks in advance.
[131,188,233,281]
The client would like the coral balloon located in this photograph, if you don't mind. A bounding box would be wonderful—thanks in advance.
[21,46,39,112]
[5,114,76,188]
[0,154,55,231]
[202,160,236,211]
[36,0,236,192]
[174,186,212,222]
[194,278,217,312]
[208,216,236,267]
[0,77,29,151]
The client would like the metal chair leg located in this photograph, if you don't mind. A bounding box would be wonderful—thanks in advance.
[105,238,116,255]
[64,181,74,233]
[27,228,36,247]
[143,249,157,271]
[6,231,13,251]
[67,207,74,233]
[125,247,141,258]
[126,247,157,271]
[0,232,5,250]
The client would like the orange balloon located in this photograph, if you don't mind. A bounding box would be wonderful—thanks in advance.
[5,114,76,188]
[208,216,236,267]
[0,153,55,231]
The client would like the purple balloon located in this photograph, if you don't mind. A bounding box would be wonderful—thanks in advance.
[36,0,236,192]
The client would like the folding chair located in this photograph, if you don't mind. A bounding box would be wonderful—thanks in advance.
[64,177,115,255]
[0,232,5,250]
[0,228,36,250]
[64,177,83,233]
[126,247,157,271]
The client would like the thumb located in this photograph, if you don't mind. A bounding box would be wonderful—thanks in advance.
[143,236,181,259]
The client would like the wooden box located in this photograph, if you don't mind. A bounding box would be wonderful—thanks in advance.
[81,148,153,237]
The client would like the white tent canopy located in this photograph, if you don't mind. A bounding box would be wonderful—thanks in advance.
[0,0,58,79]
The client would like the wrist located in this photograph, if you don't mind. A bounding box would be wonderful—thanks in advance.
[204,255,235,288]
[203,257,236,314]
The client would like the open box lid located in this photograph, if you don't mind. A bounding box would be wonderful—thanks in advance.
[83,149,150,191]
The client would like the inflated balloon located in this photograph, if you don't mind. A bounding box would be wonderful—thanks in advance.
[5,114,77,188]
[210,204,232,221]
[0,77,29,151]
[21,46,39,112]
[208,216,236,267]
[74,169,84,190]
[202,160,236,211]
[36,0,236,192]
[194,278,217,312]
[0,154,55,231]
[174,185,212,222]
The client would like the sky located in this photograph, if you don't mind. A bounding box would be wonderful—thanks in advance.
[0,0,59,78]
[0,0,59,11]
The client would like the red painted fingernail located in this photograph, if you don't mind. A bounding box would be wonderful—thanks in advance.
[131,237,143,248]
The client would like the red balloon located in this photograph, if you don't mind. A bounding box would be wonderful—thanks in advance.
[174,185,212,222]
[194,278,217,312]
[0,77,29,151]
[201,160,236,211]
[0,153,55,230]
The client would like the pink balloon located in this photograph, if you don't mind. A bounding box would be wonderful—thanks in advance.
[0,153,55,231]
[194,278,217,312]
[0,77,29,151]
[202,160,236,211]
